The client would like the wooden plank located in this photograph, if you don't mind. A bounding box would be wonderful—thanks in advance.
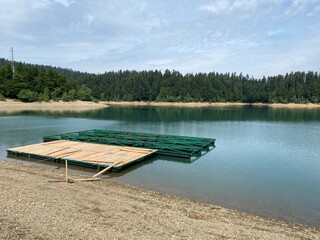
[48,178,101,183]
[82,158,111,163]
[13,145,39,152]
[92,160,122,178]
[65,160,68,183]
[46,147,70,155]
[52,149,82,158]
[42,140,65,145]
[120,148,151,154]
[8,140,156,171]
[73,178,101,182]
[75,151,107,159]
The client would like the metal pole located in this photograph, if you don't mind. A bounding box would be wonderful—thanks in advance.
[11,47,15,77]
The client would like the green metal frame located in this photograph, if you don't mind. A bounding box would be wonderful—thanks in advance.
[43,129,215,159]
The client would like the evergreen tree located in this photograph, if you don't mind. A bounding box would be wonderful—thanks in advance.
[0,57,319,104]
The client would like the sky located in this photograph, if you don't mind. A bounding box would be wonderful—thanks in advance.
[0,0,319,78]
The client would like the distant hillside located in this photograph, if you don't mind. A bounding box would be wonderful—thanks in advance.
[1,58,319,103]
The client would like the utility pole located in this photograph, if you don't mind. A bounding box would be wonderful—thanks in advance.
[11,47,15,77]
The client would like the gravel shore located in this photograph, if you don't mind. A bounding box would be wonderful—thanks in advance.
[0,161,319,240]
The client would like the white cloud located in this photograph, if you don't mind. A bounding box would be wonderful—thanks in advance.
[285,0,318,16]
[307,3,320,16]
[198,0,320,17]
[197,0,270,15]
[198,0,231,14]
[53,0,75,8]
[145,58,174,69]
[0,1,30,22]
[32,0,74,9]
[267,29,284,37]
[69,14,95,32]
[0,0,319,77]
[253,39,320,77]
[32,0,51,9]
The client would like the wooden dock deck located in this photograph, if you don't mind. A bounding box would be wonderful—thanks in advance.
[7,140,157,171]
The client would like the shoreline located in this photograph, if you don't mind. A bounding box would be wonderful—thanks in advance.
[0,160,319,239]
[1,99,319,112]
[101,101,320,109]
[0,99,108,113]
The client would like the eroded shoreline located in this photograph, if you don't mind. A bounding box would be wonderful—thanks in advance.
[1,100,320,113]
[101,101,320,108]
[0,99,108,113]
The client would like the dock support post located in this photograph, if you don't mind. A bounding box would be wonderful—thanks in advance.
[65,160,68,183]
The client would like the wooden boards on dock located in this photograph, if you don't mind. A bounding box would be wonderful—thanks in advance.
[7,140,157,171]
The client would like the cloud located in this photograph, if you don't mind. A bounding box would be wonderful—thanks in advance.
[252,37,320,77]
[198,0,319,18]
[267,29,284,37]
[284,0,318,16]
[32,0,51,9]
[32,0,75,9]
[53,0,75,8]
[69,14,95,33]
[0,1,30,22]
[307,2,320,16]
[197,0,270,15]
[198,0,231,14]
[0,0,319,78]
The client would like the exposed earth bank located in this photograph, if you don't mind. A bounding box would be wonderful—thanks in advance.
[101,101,320,108]
[0,99,107,113]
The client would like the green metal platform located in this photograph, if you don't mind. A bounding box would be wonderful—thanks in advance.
[43,129,215,159]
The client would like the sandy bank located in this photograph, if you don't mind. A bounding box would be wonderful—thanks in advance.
[267,103,320,108]
[0,161,318,240]
[0,99,108,113]
[102,101,320,109]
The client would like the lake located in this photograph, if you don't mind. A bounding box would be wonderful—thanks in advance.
[1,106,320,228]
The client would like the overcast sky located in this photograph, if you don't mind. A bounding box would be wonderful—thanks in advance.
[0,0,319,78]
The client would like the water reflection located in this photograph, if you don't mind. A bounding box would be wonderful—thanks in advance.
[1,106,320,122]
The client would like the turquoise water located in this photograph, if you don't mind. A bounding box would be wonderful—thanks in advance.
[1,106,320,227]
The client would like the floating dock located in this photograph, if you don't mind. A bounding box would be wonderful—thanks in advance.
[7,130,215,172]
[43,129,215,159]
[7,140,157,171]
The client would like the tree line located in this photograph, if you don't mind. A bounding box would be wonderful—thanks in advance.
[1,58,319,103]
[58,67,320,104]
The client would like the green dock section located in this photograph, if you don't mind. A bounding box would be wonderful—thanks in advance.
[43,129,215,159]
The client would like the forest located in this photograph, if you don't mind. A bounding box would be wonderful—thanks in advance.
[0,58,92,102]
[0,58,319,103]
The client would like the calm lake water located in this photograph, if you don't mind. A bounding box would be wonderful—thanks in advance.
[1,106,320,228]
